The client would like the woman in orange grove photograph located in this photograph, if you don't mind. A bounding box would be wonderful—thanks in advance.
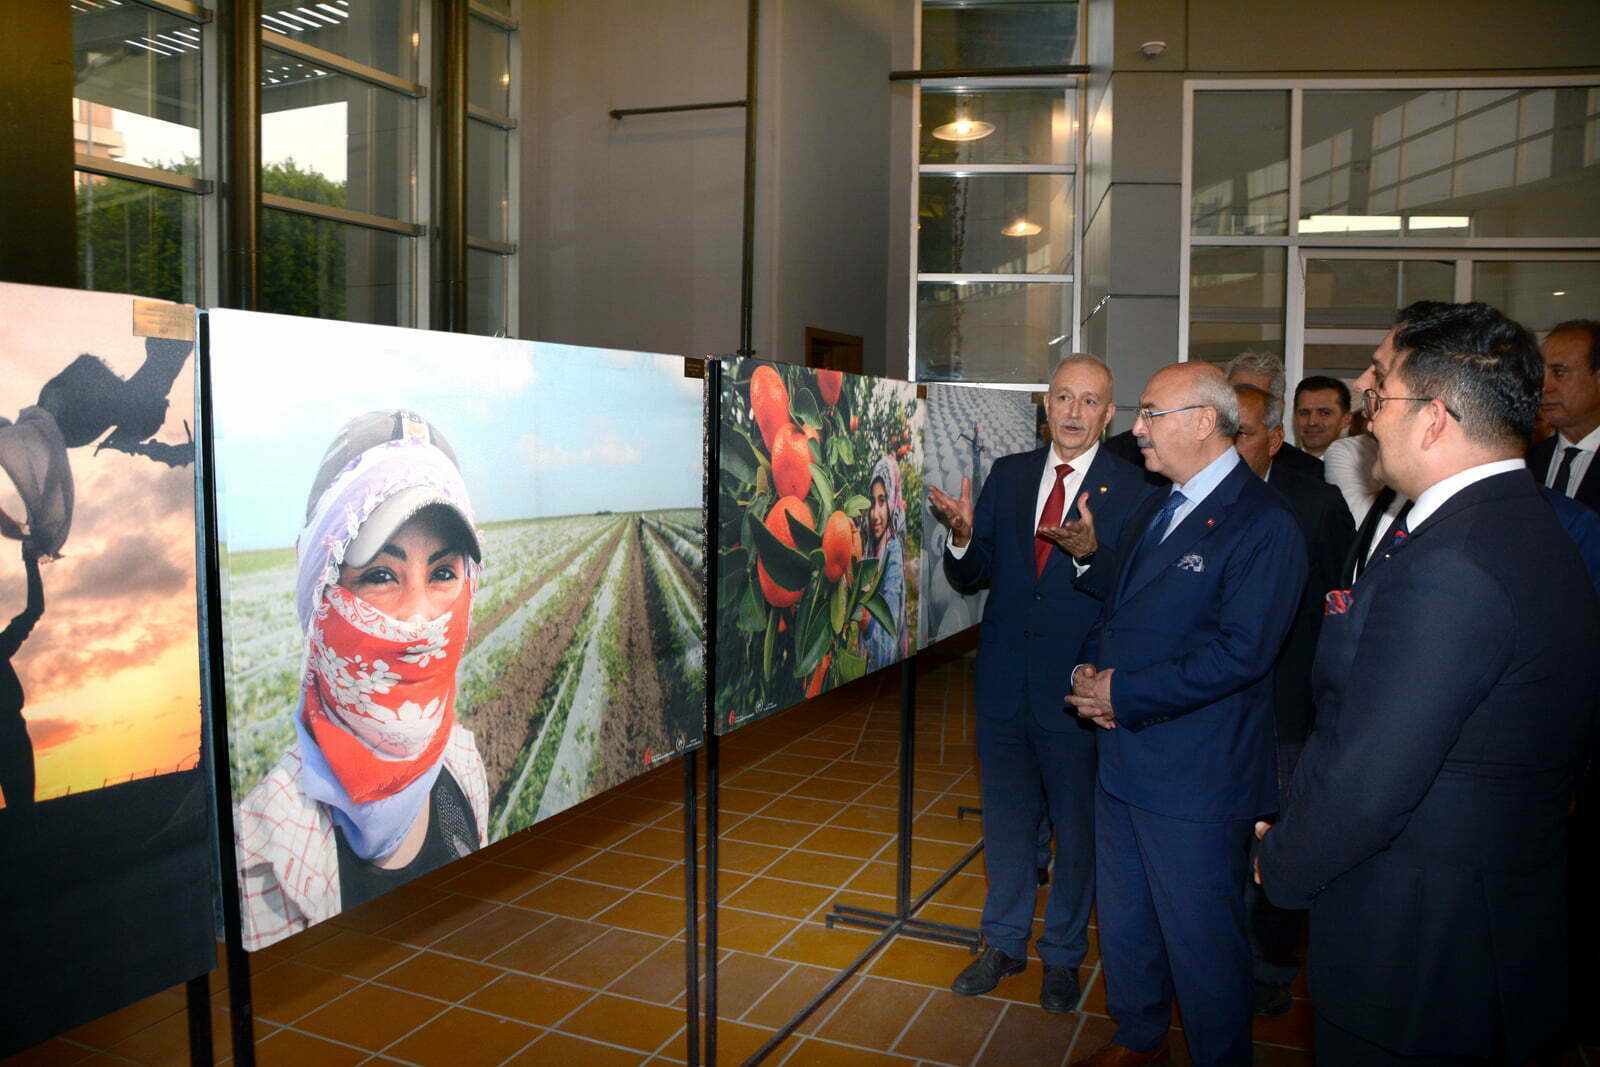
[859,452,908,670]
[234,410,488,949]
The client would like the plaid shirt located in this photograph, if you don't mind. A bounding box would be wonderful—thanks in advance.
[234,724,489,950]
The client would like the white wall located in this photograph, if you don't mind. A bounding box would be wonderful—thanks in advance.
[520,0,894,368]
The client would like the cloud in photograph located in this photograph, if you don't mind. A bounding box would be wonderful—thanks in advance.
[516,420,643,471]
[26,717,87,751]
[55,533,189,602]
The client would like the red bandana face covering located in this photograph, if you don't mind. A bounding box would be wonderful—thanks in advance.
[301,582,473,804]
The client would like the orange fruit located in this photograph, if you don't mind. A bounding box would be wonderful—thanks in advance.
[806,653,833,698]
[771,423,813,500]
[817,369,843,408]
[757,496,813,608]
[749,365,790,451]
[821,510,853,581]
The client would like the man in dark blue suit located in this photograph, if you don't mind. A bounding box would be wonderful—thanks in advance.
[1068,362,1307,1067]
[930,355,1154,1013]
[1257,303,1600,1063]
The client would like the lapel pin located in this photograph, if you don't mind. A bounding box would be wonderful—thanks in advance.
[1206,518,1216,527]
[1098,485,1107,493]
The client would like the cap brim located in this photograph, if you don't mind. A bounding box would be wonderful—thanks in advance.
[344,486,482,569]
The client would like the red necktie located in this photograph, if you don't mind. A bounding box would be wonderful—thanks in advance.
[1035,462,1072,578]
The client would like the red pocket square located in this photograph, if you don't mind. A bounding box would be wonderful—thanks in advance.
[1324,589,1353,616]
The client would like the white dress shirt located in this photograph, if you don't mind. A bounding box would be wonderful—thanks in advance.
[1542,424,1600,498]
[948,442,1100,572]
[1157,446,1241,542]
[1406,458,1528,531]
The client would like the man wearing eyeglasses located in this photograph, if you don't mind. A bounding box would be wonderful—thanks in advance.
[1256,302,1600,1065]
[1066,361,1307,1067]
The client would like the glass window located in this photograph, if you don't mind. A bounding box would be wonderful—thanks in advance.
[1188,246,1286,365]
[917,281,1069,383]
[75,175,200,304]
[919,89,1074,165]
[1300,88,1600,238]
[72,4,202,171]
[261,50,415,221]
[259,1,420,81]
[468,18,511,115]
[1191,91,1290,237]
[919,175,1072,275]
[1304,259,1454,331]
[260,210,413,325]
[1473,261,1600,334]
[467,121,510,243]
[921,2,1078,70]
[467,249,508,336]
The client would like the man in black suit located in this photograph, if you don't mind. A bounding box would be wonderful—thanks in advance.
[1231,383,1354,1016]
[1104,351,1322,482]
[1257,302,1600,1064]
[1530,318,1600,512]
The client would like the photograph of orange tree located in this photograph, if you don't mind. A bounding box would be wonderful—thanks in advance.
[715,359,922,732]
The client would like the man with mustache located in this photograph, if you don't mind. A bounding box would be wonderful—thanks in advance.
[929,355,1153,1013]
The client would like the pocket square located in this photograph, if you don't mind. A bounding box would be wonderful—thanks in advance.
[1324,589,1353,616]
[1176,553,1204,573]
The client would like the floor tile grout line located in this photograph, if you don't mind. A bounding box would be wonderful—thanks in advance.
[883,984,938,1058]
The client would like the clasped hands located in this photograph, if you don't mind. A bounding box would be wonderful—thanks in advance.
[1067,664,1117,729]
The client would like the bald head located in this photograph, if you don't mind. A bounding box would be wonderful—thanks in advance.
[1133,363,1240,483]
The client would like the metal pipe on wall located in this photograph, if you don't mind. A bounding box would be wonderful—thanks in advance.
[220,0,261,309]
[738,0,759,358]
[441,0,469,331]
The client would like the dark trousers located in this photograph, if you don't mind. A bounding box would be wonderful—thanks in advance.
[975,707,1095,967]
[1316,1012,1500,1066]
[1096,784,1254,1067]
[1250,740,1304,987]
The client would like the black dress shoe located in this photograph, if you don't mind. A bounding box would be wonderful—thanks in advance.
[1253,980,1291,1017]
[1040,965,1081,1013]
[951,946,1025,996]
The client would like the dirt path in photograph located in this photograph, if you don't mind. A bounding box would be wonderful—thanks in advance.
[594,519,670,796]
[476,519,626,801]
[533,531,632,820]
[465,528,601,655]
[643,523,705,603]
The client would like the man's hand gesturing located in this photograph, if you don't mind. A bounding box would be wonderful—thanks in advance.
[929,477,975,548]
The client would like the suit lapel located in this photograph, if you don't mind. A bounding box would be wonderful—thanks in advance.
[1115,462,1249,608]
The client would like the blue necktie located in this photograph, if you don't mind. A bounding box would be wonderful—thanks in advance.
[1145,490,1186,545]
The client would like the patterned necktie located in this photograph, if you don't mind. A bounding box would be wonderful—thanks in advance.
[1553,445,1582,496]
[1381,499,1414,553]
[1034,463,1072,578]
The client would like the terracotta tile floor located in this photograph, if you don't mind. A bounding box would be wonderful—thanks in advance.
[9,653,1599,1066]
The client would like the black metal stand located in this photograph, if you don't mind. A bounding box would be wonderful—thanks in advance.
[700,358,724,1064]
[741,656,985,1065]
[683,753,701,1066]
[185,975,212,1066]
[197,319,256,1067]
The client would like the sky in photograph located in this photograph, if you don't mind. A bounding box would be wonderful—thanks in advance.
[0,283,202,804]
[207,311,705,552]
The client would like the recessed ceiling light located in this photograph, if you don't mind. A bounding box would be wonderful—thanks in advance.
[932,118,995,142]
[1001,219,1042,237]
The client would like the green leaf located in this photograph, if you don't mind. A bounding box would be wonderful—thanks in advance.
[762,608,777,678]
[793,384,822,425]
[737,581,767,632]
[749,509,813,593]
[863,591,897,633]
[852,557,882,603]
[830,570,850,634]
[721,441,754,484]
[809,462,835,516]
[786,510,822,554]
[797,411,822,432]
[795,603,832,677]
[834,434,855,466]
[835,646,867,682]
[842,494,870,519]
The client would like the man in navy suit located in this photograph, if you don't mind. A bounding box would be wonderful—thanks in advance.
[1530,319,1600,512]
[1257,303,1600,1063]
[1067,362,1307,1067]
[929,355,1154,1013]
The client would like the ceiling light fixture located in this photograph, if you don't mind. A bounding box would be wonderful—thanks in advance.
[1002,219,1042,237]
[1553,290,1567,296]
[932,117,995,142]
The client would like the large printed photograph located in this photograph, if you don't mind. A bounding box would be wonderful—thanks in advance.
[919,384,1039,646]
[0,283,212,1055]
[208,311,704,948]
[715,360,922,731]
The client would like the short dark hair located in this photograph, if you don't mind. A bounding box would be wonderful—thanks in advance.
[1395,301,1456,329]
[1547,319,1600,374]
[1391,302,1542,449]
[1294,376,1351,412]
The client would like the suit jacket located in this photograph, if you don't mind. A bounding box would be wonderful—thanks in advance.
[1265,461,1356,745]
[1530,433,1600,512]
[947,444,1154,732]
[1260,469,1600,1061]
[1078,458,1308,821]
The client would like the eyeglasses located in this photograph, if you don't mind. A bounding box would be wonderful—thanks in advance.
[1361,388,1461,421]
[1135,403,1205,424]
